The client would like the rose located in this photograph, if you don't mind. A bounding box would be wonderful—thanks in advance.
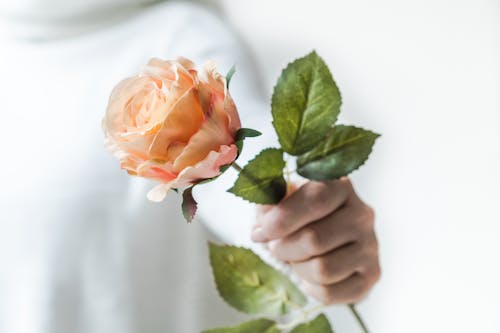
[103,57,241,202]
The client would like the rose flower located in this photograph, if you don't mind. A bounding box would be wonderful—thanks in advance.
[103,57,241,202]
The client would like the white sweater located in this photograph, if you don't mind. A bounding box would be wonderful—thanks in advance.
[0,2,282,332]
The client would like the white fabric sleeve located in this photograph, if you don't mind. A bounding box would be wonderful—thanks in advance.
[162,4,281,248]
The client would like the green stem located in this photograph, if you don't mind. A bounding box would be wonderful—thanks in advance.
[231,162,243,172]
[348,304,370,333]
[284,159,291,184]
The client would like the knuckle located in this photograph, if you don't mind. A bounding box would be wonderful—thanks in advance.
[267,240,281,257]
[339,177,353,191]
[367,264,382,283]
[351,241,365,257]
[361,232,379,258]
[359,238,374,255]
[352,205,375,235]
[265,210,287,238]
[311,285,335,305]
[321,287,336,305]
[357,239,378,265]
[311,258,331,284]
[364,205,376,225]
[352,275,372,300]
[359,206,375,229]
[301,228,323,255]
[362,272,376,290]
[361,205,375,224]
[366,205,376,220]
[304,182,330,204]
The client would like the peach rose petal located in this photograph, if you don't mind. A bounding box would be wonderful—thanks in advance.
[224,95,241,136]
[149,88,204,161]
[175,57,196,71]
[147,183,171,202]
[136,160,177,183]
[145,145,237,203]
[119,153,145,173]
[197,62,225,112]
[172,94,233,172]
[104,76,153,139]
[200,61,226,94]
[174,144,237,187]
[118,135,155,159]
[142,58,196,100]
[198,61,241,136]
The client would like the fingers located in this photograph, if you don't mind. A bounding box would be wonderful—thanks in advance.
[252,177,380,305]
[253,178,354,242]
[268,205,374,262]
[300,235,380,304]
[290,240,375,285]
[256,205,273,219]
[302,269,380,304]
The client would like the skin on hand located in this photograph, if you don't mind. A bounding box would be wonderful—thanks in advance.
[252,177,380,305]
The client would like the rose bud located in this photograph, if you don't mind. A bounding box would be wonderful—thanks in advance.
[103,57,241,202]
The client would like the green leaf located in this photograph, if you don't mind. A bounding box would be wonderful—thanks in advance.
[290,314,334,333]
[226,65,236,89]
[202,318,279,333]
[228,148,287,204]
[271,51,341,155]
[181,186,197,223]
[297,125,380,180]
[208,242,307,316]
[235,128,262,141]
[235,128,262,157]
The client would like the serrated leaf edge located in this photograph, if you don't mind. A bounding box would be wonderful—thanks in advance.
[297,125,380,180]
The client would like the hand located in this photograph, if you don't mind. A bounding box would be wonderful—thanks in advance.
[252,177,380,305]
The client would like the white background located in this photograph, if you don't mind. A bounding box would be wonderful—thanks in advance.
[207,0,500,331]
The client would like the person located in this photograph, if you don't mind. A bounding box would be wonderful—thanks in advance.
[0,1,379,332]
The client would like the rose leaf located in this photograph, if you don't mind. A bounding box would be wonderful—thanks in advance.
[202,318,279,333]
[235,128,262,141]
[181,186,197,223]
[271,50,341,155]
[228,148,286,204]
[208,242,307,316]
[290,314,334,333]
[297,125,380,181]
[235,127,263,156]
[226,65,236,89]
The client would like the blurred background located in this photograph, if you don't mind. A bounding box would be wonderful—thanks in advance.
[1,0,499,332]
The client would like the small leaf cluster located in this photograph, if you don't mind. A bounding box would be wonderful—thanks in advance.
[229,51,379,204]
[181,51,379,218]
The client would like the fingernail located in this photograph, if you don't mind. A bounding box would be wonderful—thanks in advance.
[251,227,267,242]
